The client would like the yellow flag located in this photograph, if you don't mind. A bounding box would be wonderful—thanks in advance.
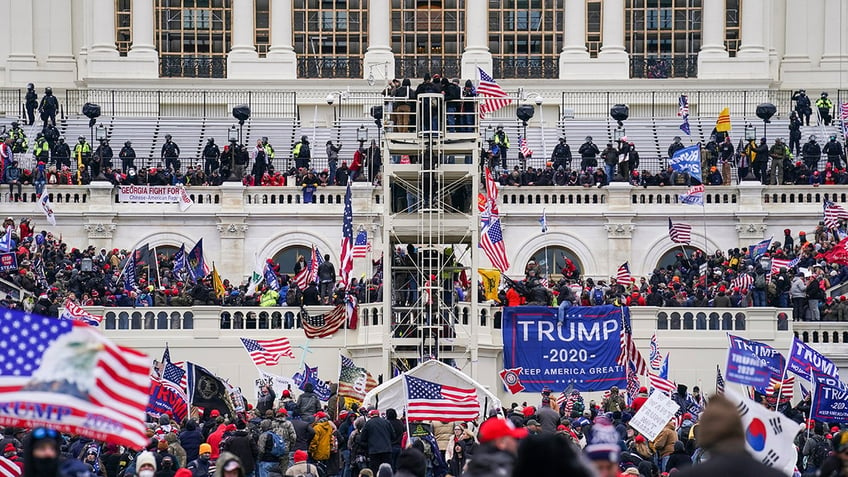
[715,107,731,132]
[212,263,226,299]
[478,269,501,301]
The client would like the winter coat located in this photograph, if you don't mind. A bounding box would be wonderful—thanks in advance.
[296,391,321,417]
[652,422,678,457]
[179,425,204,463]
[359,417,395,455]
[309,420,335,461]
[222,430,258,475]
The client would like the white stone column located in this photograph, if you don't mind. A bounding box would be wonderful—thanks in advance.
[820,0,848,64]
[778,0,812,87]
[40,0,78,86]
[699,0,727,57]
[364,0,395,82]
[599,0,626,56]
[583,0,628,79]
[127,0,159,78]
[460,0,491,80]
[6,0,39,85]
[88,0,119,57]
[266,0,297,78]
[737,0,766,56]
[229,0,259,58]
[561,0,588,58]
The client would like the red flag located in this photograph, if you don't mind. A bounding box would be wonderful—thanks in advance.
[824,237,848,265]
[499,368,525,394]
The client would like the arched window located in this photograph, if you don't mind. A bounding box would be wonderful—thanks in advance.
[272,245,312,275]
[655,246,702,271]
[526,246,583,278]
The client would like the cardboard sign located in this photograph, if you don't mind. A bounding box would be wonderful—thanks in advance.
[629,391,680,441]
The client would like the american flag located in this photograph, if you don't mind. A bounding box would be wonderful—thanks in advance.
[616,262,632,284]
[765,375,795,404]
[679,95,690,136]
[338,354,377,401]
[668,218,692,244]
[340,179,354,288]
[480,218,510,272]
[0,456,21,477]
[841,102,848,138]
[770,257,800,275]
[352,228,371,259]
[477,67,512,119]
[404,375,480,422]
[824,200,848,230]
[617,309,647,375]
[59,299,103,326]
[626,361,640,406]
[239,337,295,366]
[716,364,726,394]
[731,273,754,290]
[648,372,676,395]
[481,167,500,226]
[649,334,662,371]
[161,361,186,396]
[0,310,150,449]
[302,304,347,339]
[294,246,323,290]
[520,136,533,158]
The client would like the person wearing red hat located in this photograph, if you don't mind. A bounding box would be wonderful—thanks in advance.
[309,411,335,467]
[464,418,527,477]
[285,450,315,477]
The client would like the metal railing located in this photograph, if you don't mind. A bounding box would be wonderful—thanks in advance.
[159,55,226,79]
[63,90,298,119]
[629,55,698,79]
[296,57,363,79]
[395,56,462,80]
[492,57,560,79]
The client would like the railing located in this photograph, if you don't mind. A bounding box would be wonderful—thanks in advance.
[0,88,22,118]
[64,90,298,119]
[296,57,363,79]
[560,90,794,120]
[159,55,226,79]
[492,57,559,79]
[630,55,698,79]
[395,56,462,80]
[794,322,848,345]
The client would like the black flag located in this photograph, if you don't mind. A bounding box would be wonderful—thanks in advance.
[186,362,234,416]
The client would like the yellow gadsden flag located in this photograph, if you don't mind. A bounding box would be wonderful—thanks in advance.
[212,263,226,298]
[715,107,731,132]
[478,269,501,301]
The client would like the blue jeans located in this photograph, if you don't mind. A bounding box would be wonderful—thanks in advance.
[752,289,767,307]
[257,462,276,477]
[778,292,789,308]
[557,300,572,324]
[341,449,351,477]
[604,163,615,184]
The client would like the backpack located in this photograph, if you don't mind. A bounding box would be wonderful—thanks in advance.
[297,463,318,477]
[285,287,302,306]
[810,438,831,468]
[754,273,766,290]
[592,287,605,305]
[263,430,288,458]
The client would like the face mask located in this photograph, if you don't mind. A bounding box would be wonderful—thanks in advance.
[31,458,58,477]
[139,470,155,477]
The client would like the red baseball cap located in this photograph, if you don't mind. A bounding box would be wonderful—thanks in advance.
[478,418,528,444]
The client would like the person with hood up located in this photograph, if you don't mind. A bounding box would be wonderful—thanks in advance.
[214,452,245,477]
[309,411,336,466]
[180,420,204,464]
[221,421,258,477]
[23,427,62,477]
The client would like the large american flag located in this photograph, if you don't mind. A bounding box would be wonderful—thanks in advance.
[616,262,632,284]
[477,67,512,119]
[302,304,347,339]
[824,200,848,230]
[338,354,377,401]
[617,309,647,375]
[668,218,692,244]
[352,228,371,259]
[340,180,354,288]
[716,364,726,394]
[648,372,676,395]
[765,375,795,403]
[626,361,640,406]
[731,273,754,290]
[0,456,21,477]
[770,257,800,275]
[481,218,510,272]
[649,333,662,371]
[0,310,150,449]
[239,337,295,366]
[161,361,187,400]
[404,375,480,422]
[519,136,533,158]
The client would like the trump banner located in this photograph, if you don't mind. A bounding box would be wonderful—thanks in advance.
[725,345,772,388]
[811,371,848,423]
[787,336,840,382]
[146,378,188,424]
[502,305,626,392]
[727,335,785,383]
[0,310,150,449]
[668,144,702,182]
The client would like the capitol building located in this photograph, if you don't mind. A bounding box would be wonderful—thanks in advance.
[1,0,846,402]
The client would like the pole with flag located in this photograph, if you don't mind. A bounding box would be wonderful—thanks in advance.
[340,179,354,289]
[539,209,548,279]
[678,95,690,136]
[477,67,512,119]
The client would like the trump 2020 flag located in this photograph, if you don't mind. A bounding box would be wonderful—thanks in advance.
[787,336,840,382]
[0,309,150,449]
[39,193,56,226]
[292,363,332,401]
[811,371,848,423]
[668,144,702,183]
[724,388,803,476]
[59,299,103,326]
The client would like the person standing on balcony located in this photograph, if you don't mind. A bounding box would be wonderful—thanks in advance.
[816,92,834,126]
[24,83,37,126]
[552,137,572,171]
[38,87,59,130]
[317,254,336,305]
[443,77,462,133]
[252,139,269,187]
[751,138,769,184]
[790,271,807,321]
[394,78,415,132]
[119,141,136,173]
[93,138,113,177]
[493,126,510,170]
[823,134,845,170]
[667,136,684,165]
[292,135,311,170]
[768,138,788,185]
[366,139,381,184]
[161,134,180,171]
[806,273,825,321]
[600,142,618,185]
[202,138,220,176]
[792,89,812,126]
[326,140,341,183]
[788,112,802,157]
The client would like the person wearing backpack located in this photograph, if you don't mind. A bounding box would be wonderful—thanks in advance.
[752,266,768,307]
[802,430,831,474]
[272,408,298,470]
[258,420,288,477]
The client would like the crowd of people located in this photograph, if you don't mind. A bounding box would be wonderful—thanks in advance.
[1,209,846,322]
[3,378,843,477]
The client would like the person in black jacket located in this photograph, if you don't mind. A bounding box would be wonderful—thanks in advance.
[38,87,59,129]
[25,83,37,126]
[552,137,572,171]
[119,141,136,173]
[385,409,406,469]
[317,255,336,304]
[443,78,462,132]
[291,414,316,452]
[161,134,181,172]
[806,275,825,321]
[222,422,258,477]
[180,420,204,464]
[578,136,599,170]
[360,410,397,474]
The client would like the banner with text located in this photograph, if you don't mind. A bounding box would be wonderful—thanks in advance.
[787,336,840,382]
[146,378,188,424]
[118,185,193,211]
[0,253,17,272]
[502,305,626,392]
[811,371,848,423]
[728,334,785,383]
[725,346,771,388]
[629,391,680,441]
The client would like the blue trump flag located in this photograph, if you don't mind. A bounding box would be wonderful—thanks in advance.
[292,363,332,401]
[725,345,772,388]
[749,237,773,260]
[668,144,702,183]
[263,262,280,291]
[811,371,848,423]
[727,334,785,390]
[502,305,626,392]
[787,336,840,382]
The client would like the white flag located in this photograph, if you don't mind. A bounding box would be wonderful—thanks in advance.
[38,193,56,226]
[724,388,803,476]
